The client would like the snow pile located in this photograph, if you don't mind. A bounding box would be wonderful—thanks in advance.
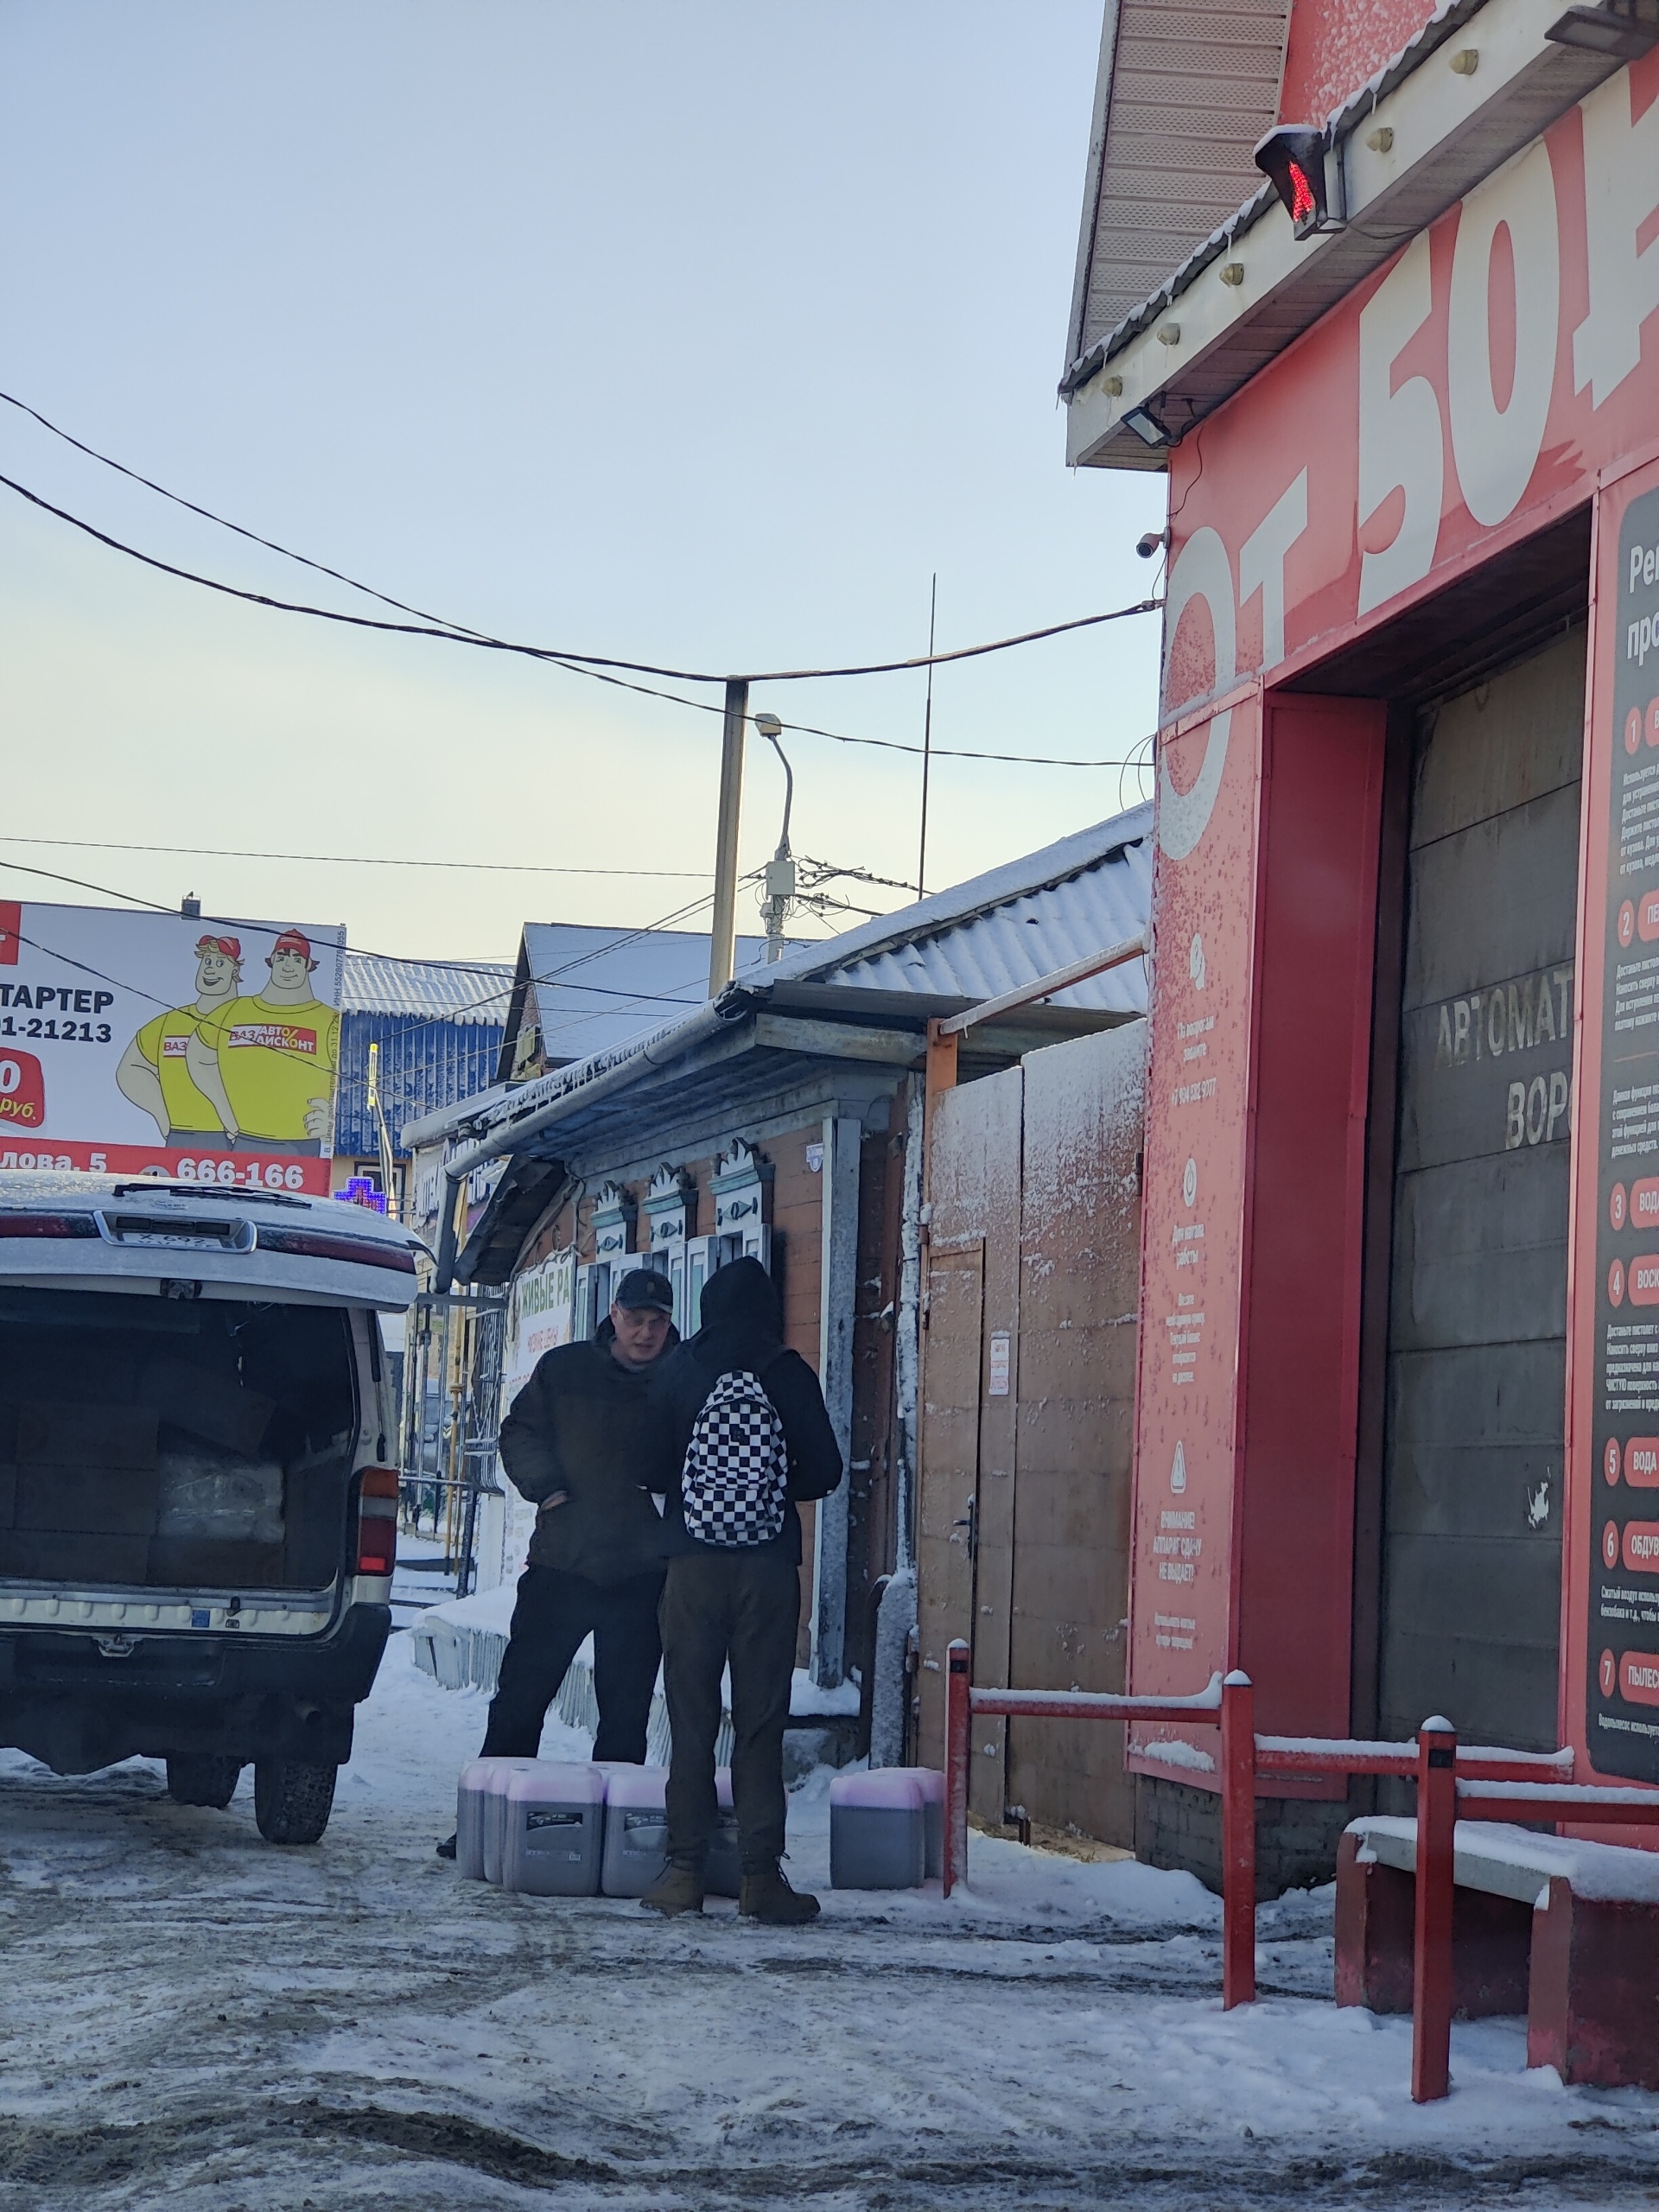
[407,1576,516,1690]
[1354,1814,1659,1906]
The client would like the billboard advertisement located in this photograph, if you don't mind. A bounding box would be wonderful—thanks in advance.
[1566,450,1659,1789]
[0,899,346,1196]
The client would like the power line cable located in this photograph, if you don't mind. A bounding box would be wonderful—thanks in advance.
[0,387,500,641]
[0,855,751,1015]
[0,457,1160,686]
[0,834,711,882]
[1,392,1158,767]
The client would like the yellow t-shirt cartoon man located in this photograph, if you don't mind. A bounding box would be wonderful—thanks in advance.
[188,931,340,1154]
[116,935,243,1145]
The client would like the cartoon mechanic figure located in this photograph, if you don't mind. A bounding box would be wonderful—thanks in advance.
[116,933,244,1146]
[188,929,340,1155]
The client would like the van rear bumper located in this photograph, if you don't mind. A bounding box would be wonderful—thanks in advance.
[0,1602,391,1774]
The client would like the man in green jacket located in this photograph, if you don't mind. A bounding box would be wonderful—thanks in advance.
[437,1270,675,1853]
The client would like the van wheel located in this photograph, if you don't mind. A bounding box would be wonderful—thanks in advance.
[253,1759,338,1845]
[166,1754,242,1808]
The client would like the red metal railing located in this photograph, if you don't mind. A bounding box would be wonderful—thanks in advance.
[942,1641,1659,2100]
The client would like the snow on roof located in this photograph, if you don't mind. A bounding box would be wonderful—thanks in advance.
[416,809,1153,1154]
[341,953,514,1024]
[758,802,1151,1019]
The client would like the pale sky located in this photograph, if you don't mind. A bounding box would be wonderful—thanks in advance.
[0,2,1165,967]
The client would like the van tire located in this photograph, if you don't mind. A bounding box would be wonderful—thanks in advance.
[166,1754,243,1808]
[253,1759,338,1845]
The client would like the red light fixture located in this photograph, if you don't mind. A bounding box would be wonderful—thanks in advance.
[356,1465,398,1580]
[1254,126,1344,240]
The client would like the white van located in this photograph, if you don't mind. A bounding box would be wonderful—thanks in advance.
[0,1172,426,1843]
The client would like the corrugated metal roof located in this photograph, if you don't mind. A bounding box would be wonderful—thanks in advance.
[1066,0,1291,371]
[417,806,1154,1164]
[760,803,1152,1018]
[342,953,514,1022]
[519,925,785,1065]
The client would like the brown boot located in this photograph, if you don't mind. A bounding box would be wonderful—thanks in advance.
[739,1865,820,1924]
[640,1864,704,1916]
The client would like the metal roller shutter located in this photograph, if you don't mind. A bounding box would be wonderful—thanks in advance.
[1379,628,1586,1749]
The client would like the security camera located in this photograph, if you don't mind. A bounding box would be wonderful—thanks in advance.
[1136,528,1172,560]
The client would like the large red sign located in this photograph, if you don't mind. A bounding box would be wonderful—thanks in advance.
[1161,55,1659,723]
[1128,687,1384,1773]
[1128,696,1262,1770]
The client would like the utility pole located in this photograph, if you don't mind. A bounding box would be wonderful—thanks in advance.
[708,676,749,998]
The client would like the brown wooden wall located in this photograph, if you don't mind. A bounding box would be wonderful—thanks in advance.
[916,1023,1144,1846]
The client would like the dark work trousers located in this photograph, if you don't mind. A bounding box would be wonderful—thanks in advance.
[660,1549,800,1874]
[480,1564,664,1763]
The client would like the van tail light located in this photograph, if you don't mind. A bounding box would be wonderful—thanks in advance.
[357,1465,399,1578]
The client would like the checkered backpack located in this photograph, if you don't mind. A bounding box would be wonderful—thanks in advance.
[679,1366,789,1548]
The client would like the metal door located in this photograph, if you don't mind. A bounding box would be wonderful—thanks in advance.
[915,1239,983,1768]
[914,1064,1022,1810]
[1380,630,1586,1746]
[1007,1022,1143,1847]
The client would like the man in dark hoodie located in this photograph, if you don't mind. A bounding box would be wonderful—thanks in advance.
[639,1255,842,1924]
[437,1268,677,1853]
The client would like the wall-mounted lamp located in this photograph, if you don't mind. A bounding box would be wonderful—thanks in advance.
[1122,404,1171,448]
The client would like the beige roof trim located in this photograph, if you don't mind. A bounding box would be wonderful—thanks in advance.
[1065,0,1291,372]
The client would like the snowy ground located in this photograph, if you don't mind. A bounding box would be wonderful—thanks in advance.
[2,1639,1657,2210]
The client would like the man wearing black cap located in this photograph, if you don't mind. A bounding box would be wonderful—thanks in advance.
[437,1269,677,1853]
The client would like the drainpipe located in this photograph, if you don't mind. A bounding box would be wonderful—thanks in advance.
[810,1113,861,1688]
[892,1078,925,1573]
[868,1078,925,1766]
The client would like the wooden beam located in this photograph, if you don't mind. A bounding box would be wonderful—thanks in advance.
[936,931,1147,1038]
[922,1016,959,1203]
[751,1013,926,1065]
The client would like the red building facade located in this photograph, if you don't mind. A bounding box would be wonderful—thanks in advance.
[1065,0,1659,1872]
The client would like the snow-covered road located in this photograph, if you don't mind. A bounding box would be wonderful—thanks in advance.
[2,1636,1657,2210]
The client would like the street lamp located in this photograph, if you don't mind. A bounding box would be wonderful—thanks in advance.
[753,710,797,963]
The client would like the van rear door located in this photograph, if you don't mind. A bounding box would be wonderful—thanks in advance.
[0,1285,360,1612]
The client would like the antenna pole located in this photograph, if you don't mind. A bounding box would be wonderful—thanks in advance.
[917,575,938,898]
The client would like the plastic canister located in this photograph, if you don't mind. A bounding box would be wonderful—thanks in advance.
[455,1757,528,1882]
[830,1769,926,1890]
[482,1759,544,1885]
[501,1763,606,1897]
[601,1766,671,1897]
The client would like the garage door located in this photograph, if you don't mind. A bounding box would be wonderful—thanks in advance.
[1379,629,1586,1750]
